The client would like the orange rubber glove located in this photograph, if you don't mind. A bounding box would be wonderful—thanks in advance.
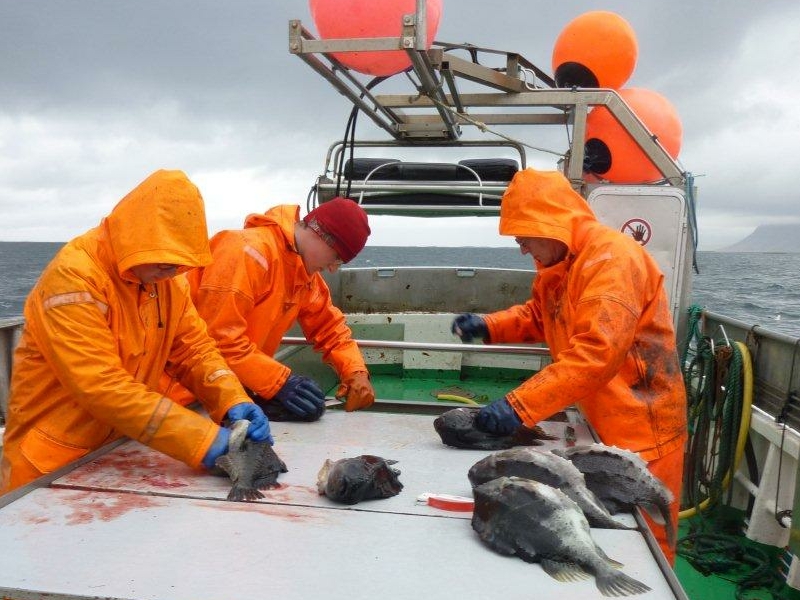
[336,371,375,412]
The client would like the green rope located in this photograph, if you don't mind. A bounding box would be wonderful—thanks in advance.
[678,531,775,600]
[678,305,783,598]
[681,304,745,511]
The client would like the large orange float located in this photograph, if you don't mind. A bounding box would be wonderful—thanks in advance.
[584,88,683,183]
[552,11,637,89]
[310,0,443,77]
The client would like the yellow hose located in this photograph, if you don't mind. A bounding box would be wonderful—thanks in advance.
[679,341,753,519]
[436,393,479,406]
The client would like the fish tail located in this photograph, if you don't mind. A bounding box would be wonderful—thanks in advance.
[595,569,651,597]
[227,486,265,502]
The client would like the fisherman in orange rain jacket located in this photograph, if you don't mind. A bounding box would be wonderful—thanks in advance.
[0,170,271,496]
[163,197,374,422]
[451,168,687,564]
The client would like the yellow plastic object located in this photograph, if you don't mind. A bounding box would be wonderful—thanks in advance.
[436,394,479,406]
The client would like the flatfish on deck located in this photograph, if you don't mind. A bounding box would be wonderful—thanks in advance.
[434,407,557,450]
[316,455,403,505]
[468,447,632,530]
[215,420,288,502]
[472,476,651,597]
[554,443,675,547]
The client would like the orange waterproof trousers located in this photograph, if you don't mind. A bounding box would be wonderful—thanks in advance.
[643,442,686,566]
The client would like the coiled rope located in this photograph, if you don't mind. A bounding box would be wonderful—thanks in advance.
[680,305,752,517]
[678,305,770,599]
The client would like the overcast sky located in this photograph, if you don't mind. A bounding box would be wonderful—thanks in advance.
[2,1,798,250]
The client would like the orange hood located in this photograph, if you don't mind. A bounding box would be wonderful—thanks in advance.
[243,204,299,246]
[105,169,213,280]
[498,168,597,255]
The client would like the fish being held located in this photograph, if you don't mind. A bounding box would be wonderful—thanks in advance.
[433,407,557,450]
[215,419,288,502]
[317,455,403,505]
[468,447,632,531]
[472,476,651,597]
[554,443,675,547]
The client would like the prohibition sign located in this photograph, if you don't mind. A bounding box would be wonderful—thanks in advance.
[621,218,652,245]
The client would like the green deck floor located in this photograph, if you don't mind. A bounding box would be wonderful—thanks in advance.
[367,366,528,406]
[676,507,800,600]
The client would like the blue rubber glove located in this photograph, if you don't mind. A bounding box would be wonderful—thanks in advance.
[273,374,326,419]
[451,313,489,343]
[475,398,523,436]
[227,402,273,444]
[202,426,231,469]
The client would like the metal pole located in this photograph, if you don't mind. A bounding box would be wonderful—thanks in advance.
[281,336,550,356]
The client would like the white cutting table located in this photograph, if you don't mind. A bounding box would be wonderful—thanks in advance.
[0,410,686,600]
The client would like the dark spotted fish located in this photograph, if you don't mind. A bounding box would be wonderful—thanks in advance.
[316,455,403,505]
[215,420,288,502]
[434,407,557,450]
[468,447,632,530]
[554,443,675,547]
[472,476,651,597]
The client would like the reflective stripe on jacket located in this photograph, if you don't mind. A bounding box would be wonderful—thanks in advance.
[485,169,687,461]
[1,170,249,493]
[184,204,366,400]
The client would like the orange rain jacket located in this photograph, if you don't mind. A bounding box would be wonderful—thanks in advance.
[1,170,250,494]
[180,205,367,401]
[485,169,687,462]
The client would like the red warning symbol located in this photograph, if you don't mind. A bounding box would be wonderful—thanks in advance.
[621,218,652,245]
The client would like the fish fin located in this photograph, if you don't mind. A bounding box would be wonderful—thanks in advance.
[594,569,651,597]
[215,455,233,476]
[227,486,265,502]
[594,544,624,569]
[639,503,676,547]
[513,543,539,564]
[253,475,281,490]
[529,425,559,441]
[479,534,516,556]
[540,559,590,582]
[639,501,666,525]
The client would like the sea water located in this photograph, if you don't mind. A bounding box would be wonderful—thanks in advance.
[0,242,798,338]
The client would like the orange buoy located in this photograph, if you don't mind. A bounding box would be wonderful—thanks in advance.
[584,87,683,183]
[552,11,638,89]
[309,0,443,77]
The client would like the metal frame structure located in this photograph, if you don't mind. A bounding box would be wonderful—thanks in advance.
[288,0,686,198]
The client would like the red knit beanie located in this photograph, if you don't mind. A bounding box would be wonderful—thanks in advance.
[303,197,371,263]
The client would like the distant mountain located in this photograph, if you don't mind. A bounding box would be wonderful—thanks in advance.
[721,224,800,253]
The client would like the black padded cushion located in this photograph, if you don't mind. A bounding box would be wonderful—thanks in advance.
[343,158,518,182]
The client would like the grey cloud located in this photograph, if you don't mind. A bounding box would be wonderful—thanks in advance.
[1,0,799,248]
